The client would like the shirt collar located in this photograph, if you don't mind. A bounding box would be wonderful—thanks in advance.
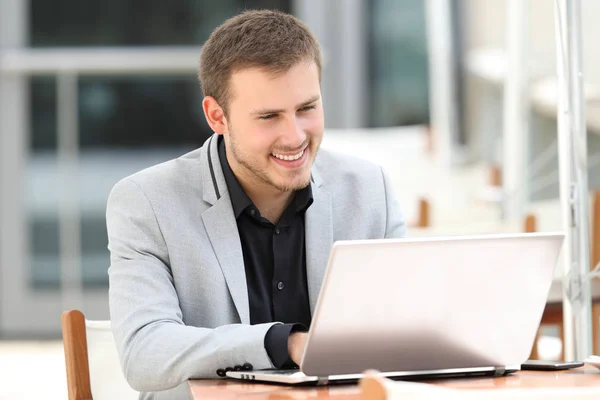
[218,136,254,219]
[217,135,314,219]
[294,180,313,213]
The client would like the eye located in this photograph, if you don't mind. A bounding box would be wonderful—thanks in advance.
[259,113,277,120]
[299,105,316,112]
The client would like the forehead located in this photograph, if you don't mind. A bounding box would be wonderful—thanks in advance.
[228,62,321,108]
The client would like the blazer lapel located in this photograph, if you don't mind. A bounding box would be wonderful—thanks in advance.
[202,195,249,324]
[199,135,250,324]
[305,167,333,313]
[199,135,334,321]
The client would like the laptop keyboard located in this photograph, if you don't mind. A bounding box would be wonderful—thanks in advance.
[262,369,304,376]
[278,370,302,375]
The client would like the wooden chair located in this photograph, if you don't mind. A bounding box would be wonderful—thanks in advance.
[62,310,138,400]
[409,197,430,228]
[408,207,535,238]
[489,164,502,188]
[359,373,448,399]
[360,373,388,400]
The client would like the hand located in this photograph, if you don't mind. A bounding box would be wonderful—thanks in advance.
[287,331,308,366]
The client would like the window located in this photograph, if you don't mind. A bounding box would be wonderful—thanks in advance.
[27,0,291,287]
[367,0,429,127]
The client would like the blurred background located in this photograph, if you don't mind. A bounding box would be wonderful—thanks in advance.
[1,0,600,398]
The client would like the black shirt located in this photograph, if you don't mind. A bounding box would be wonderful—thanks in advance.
[217,136,312,368]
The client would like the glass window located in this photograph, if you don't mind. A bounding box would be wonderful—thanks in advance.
[30,0,291,47]
[31,75,208,150]
[27,0,291,288]
[368,0,429,127]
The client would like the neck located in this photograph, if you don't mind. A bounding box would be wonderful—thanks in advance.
[227,154,294,224]
[243,184,294,224]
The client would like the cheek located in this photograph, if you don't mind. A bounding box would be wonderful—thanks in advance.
[306,113,324,136]
[299,111,324,134]
[243,125,275,154]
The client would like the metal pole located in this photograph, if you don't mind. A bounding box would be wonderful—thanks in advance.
[554,0,592,361]
[425,0,461,166]
[502,0,529,220]
[57,71,84,311]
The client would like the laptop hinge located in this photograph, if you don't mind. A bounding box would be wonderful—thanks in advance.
[493,367,506,377]
[316,377,329,385]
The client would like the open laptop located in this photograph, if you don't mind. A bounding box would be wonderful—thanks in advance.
[227,232,565,385]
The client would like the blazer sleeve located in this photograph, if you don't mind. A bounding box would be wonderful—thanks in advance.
[106,177,278,392]
[380,167,408,238]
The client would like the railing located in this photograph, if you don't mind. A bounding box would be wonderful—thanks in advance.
[0,46,202,312]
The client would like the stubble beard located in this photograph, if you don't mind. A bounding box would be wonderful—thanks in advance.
[228,131,316,193]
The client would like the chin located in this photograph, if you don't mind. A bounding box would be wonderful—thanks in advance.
[294,176,312,190]
[273,175,311,192]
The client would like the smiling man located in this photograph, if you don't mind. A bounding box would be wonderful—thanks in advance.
[107,9,406,400]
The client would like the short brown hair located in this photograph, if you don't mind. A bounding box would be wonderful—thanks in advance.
[199,10,322,115]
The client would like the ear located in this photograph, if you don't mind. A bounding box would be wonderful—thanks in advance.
[202,96,229,134]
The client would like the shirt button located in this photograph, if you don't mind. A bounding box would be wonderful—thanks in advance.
[274,228,280,235]
[249,209,256,216]
[277,281,285,290]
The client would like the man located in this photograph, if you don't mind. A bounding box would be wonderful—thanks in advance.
[107,9,406,399]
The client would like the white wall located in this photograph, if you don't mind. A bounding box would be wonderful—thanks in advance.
[462,0,600,88]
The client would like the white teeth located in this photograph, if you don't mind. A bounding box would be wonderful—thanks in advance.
[272,149,304,161]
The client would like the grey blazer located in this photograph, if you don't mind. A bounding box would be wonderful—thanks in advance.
[107,134,406,399]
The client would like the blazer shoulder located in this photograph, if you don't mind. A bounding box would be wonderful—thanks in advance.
[109,147,205,199]
[315,148,384,184]
[118,149,201,188]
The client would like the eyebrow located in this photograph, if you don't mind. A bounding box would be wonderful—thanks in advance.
[251,95,321,116]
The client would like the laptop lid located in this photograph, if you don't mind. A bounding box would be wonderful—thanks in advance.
[300,232,564,377]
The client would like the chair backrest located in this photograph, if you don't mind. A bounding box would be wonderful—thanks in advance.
[408,213,536,238]
[62,310,138,400]
[359,373,387,400]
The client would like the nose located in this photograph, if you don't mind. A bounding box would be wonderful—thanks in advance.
[280,116,306,150]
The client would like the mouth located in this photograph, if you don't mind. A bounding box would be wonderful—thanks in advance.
[271,148,305,161]
[270,147,309,168]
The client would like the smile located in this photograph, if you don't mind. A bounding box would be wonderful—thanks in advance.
[271,149,305,161]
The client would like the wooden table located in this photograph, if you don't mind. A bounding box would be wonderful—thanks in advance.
[189,365,600,399]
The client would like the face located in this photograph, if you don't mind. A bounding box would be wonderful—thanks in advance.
[221,62,324,194]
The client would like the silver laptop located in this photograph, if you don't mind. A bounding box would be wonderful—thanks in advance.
[227,232,565,385]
